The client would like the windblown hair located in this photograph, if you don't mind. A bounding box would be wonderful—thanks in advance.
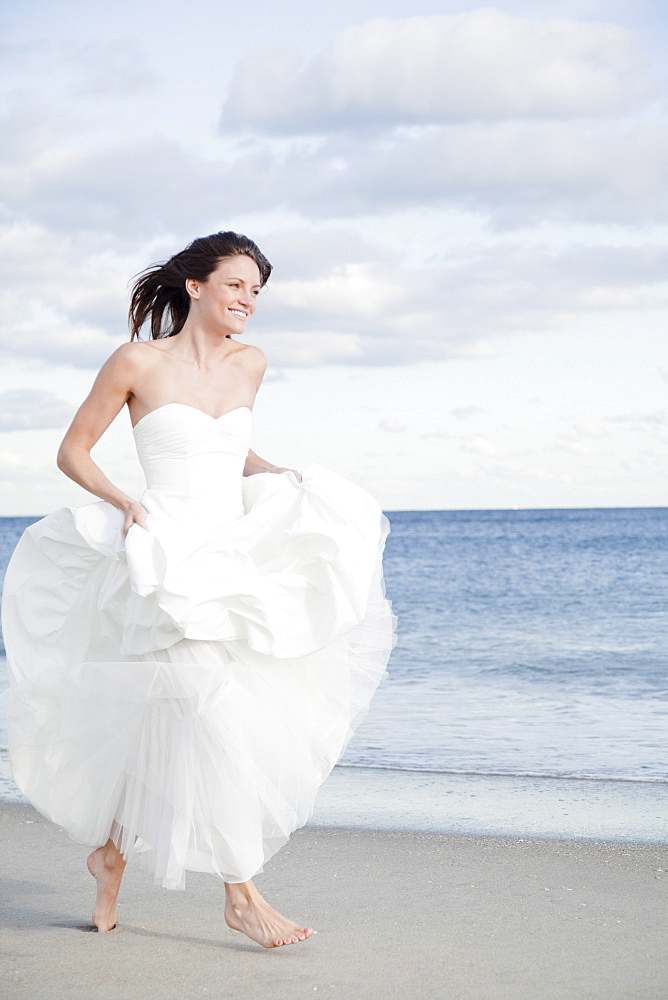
[129,231,272,340]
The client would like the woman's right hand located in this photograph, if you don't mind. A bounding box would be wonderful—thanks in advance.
[121,500,149,535]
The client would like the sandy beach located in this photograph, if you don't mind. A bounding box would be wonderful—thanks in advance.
[1,802,666,1000]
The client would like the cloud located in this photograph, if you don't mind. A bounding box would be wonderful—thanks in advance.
[0,39,221,241]
[216,116,668,226]
[558,422,608,441]
[221,10,650,133]
[378,418,407,433]
[250,229,495,366]
[0,389,73,430]
[11,116,668,235]
[0,223,132,367]
[259,231,668,360]
[0,134,230,239]
[2,17,663,249]
[461,434,496,455]
[554,422,609,453]
[66,38,157,99]
[451,406,485,420]
[217,13,664,228]
[0,11,666,377]
[2,221,667,371]
[607,409,667,429]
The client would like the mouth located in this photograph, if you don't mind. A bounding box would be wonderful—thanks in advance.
[229,309,247,320]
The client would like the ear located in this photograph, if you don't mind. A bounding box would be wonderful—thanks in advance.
[185,278,200,299]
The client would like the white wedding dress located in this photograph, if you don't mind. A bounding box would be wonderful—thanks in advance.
[2,404,395,889]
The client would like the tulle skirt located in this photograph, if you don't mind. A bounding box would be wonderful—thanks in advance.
[2,465,395,888]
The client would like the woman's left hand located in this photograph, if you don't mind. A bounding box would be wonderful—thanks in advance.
[273,466,302,483]
[243,449,302,482]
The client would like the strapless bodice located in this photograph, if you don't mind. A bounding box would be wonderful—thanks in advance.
[133,404,252,519]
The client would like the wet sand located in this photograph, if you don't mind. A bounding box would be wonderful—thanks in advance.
[1,801,666,1000]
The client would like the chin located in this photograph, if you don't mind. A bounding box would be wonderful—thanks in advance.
[221,323,242,337]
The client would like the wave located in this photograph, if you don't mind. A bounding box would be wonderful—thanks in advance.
[335,761,668,784]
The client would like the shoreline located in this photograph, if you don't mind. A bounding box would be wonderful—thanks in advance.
[3,758,667,845]
[309,764,668,844]
[2,801,667,1000]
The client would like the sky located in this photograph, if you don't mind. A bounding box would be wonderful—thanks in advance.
[0,0,667,513]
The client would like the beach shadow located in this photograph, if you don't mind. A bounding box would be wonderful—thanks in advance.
[50,920,99,933]
[50,919,268,952]
[2,879,306,954]
[122,923,266,953]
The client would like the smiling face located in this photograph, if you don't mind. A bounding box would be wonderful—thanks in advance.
[185,254,262,335]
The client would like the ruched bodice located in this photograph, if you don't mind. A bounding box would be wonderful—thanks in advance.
[2,401,396,891]
[133,404,252,519]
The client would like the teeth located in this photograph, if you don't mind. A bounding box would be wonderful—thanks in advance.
[230,309,247,318]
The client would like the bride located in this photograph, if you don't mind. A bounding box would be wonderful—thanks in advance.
[1,231,395,948]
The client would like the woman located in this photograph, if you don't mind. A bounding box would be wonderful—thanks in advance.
[1,231,395,948]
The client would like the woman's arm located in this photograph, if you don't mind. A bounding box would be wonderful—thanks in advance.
[57,344,148,533]
[244,449,302,481]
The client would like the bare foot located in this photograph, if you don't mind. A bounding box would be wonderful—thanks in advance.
[87,839,126,932]
[224,879,314,948]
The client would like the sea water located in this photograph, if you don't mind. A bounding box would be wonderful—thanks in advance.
[347,507,668,782]
[1,507,667,840]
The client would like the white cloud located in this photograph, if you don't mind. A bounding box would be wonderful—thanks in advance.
[218,117,668,226]
[452,406,485,420]
[250,230,668,367]
[0,0,664,513]
[378,418,407,433]
[271,262,403,318]
[0,390,73,431]
[1,15,663,292]
[66,38,157,99]
[0,223,131,367]
[0,135,231,239]
[462,434,496,454]
[2,219,667,371]
[607,409,667,429]
[221,10,650,133]
[558,421,608,441]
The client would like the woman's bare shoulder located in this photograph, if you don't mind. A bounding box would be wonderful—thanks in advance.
[104,340,164,373]
[235,342,267,372]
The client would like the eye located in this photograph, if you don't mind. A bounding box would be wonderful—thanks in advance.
[229,282,240,288]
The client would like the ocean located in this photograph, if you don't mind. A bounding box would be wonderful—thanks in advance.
[1,507,667,840]
[347,506,668,782]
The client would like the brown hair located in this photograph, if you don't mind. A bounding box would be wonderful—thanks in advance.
[129,231,272,340]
